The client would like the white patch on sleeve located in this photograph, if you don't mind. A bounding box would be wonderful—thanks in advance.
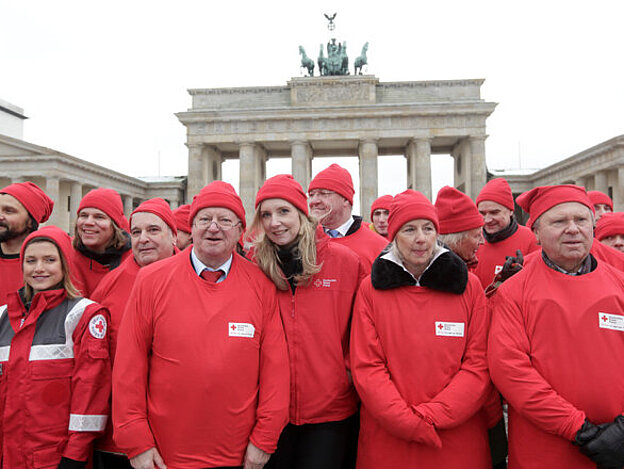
[599,312,624,332]
[228,322,255,338]
[435,321,465,337]
[89,314,107,339]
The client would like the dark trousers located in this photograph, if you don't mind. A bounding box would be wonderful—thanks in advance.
[265,413,359,469]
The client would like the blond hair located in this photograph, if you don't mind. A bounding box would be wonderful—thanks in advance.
[72,219,128,251]
[23,239,80,302]
[250,209,322,291]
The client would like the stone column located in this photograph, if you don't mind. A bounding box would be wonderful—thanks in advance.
[69,181,83,230]
[291,140,313,191]
[613,167,624,211]
[406,138,432,200]
[594,170,609,194]
[468,136,487,200]
[45,176,61,228]
[123,195,133,219]
[359,139,378,219]
[187,144,206,203]
[574,176,587,188]
[239,143,266,226]
[169,199,179,210]
[205,146,223,182]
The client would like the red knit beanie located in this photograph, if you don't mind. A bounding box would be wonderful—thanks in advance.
[476,178,514,211]
[595,212,624,241]
[190,181,246,229]
[255,174,308,215]
[387,190,439,241]
[172,204,192,234]
[587,191,613,211]
[370,195,393,221]
[516,185,594,229]
[435,186,484,235]
[131,198,177,236]
[1,182,54,224]
[308,164,355,205]
[78,188,129,231]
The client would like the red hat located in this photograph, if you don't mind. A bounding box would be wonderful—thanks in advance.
[20,226,81,288]
[587,191,613,211]
[476,178,515,211]
[190,181,246,229]
[172,204,192,234]
[308,164,355,205]
[595,212,624,241]
[370,195,393,221]
[387,190,439,241]
[1,182,54,224]
[78,188,129,232]
[255,174,308,215]
[516,185,594,229]
[131,198,177,236]
[435,186,484,235]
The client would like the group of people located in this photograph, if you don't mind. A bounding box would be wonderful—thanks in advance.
[0,162,623,469]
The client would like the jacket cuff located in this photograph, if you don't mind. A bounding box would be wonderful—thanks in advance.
[114,419,156,459]
[58,457,86,469]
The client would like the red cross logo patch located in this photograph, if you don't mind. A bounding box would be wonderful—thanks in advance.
[89,314,107,339]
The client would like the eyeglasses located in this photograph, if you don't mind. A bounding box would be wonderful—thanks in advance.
[193,217,241,231]
[308,190,335,199]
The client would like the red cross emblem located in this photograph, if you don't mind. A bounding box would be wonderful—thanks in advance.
[95,320,104,333]
[438,323,444,330]
[601,315,608,322]
[231,324,237,331]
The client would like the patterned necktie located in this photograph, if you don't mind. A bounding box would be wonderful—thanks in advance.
[200,269,224,283]
[327,229,341,238]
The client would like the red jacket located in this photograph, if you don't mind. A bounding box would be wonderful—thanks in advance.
[271,235,366,425]
[474,225,539,288]
[488,256,624,469]
[351,250,491,469]
[113,250,290,467]
[329,220,388,272]
[0,255,21,307]
[0,289,111,468]
[71,248,132,297]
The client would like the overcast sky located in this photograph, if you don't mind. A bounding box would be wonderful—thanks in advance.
[2,0,623,212]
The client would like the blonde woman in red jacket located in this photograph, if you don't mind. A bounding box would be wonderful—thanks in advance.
[0,226,111,469]
[350,190,491,469]
[251,174,365,469]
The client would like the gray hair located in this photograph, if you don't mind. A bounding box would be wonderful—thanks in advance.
[438,231,471,252]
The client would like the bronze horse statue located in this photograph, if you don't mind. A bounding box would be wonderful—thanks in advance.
[318,44,327,76]
[299,46,315,76]
[354,42,369,75]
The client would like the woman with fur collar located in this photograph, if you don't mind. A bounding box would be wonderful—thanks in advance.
[350,189,491,469]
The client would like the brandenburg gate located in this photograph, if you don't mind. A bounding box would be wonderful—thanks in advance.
[177,75,497,221]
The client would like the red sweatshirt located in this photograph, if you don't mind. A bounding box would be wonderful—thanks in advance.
[330,223,388,273]
[71,248,132,298]
[113,251,290,467]
[474,225,539,289]
[272,236,366,425]
[488,257,624,469]
[0,255,21,307]
[351,261,491,469]
[0,289,111,467]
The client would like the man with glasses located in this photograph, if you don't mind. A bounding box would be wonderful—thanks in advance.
[113,181,289,469]
[308,164,387,272]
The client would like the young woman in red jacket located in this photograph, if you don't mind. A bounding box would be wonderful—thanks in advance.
[350,190,491,469]
[0,226,112,469]
[250,174,365,469]
[71,188,131,297]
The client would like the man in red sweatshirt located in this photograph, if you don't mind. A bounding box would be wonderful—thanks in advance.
[488,185,624,469]
[0,182,54,306]
[113,182,290,469]
[308,164,387,272]
[473,178,539,289]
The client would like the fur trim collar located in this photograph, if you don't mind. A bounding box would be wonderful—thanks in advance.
[371,247,468,294]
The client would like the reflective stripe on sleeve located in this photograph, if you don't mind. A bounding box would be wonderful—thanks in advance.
[0,345,9,362]
[68,413,108,431]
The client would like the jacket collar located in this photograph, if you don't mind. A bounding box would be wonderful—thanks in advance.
[371,244,468,294]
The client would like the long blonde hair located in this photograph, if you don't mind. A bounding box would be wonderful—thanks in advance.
[250,208,322,291]
[23,239,80,303]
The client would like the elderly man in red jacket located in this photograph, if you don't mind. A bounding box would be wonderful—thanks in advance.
[488,184,624,469]
[113,182,290,469]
